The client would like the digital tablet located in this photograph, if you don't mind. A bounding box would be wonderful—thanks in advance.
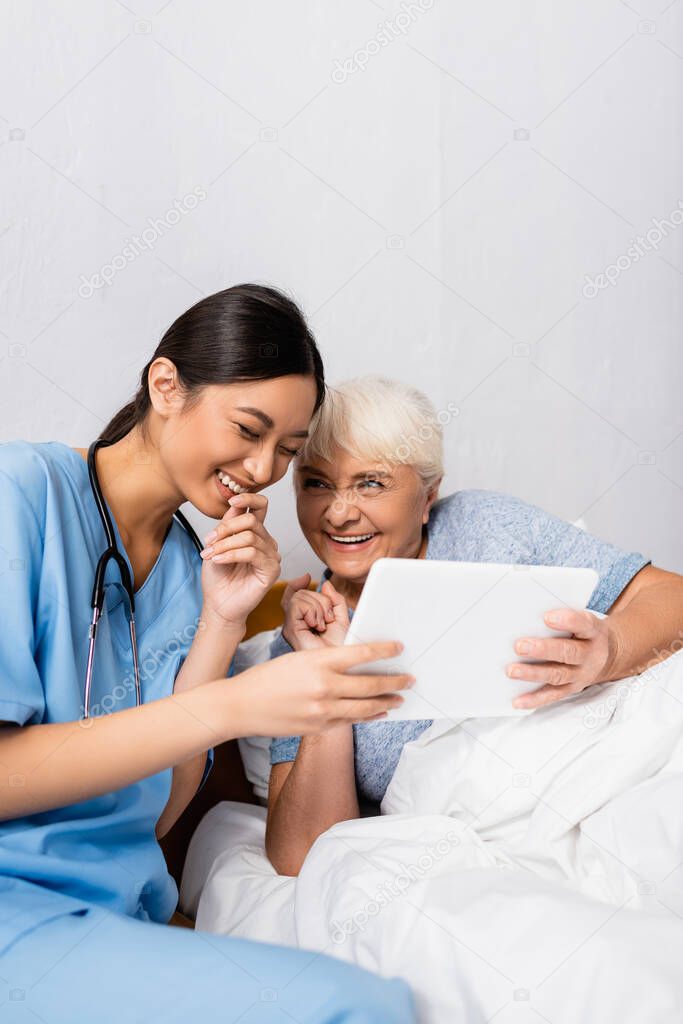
[343,559,599,719]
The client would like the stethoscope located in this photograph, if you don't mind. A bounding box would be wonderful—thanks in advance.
[84,439,203,719]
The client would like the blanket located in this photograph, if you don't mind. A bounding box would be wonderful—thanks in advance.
[180,650,683,1023]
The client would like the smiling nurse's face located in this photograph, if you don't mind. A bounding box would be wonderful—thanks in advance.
[155,374,317,519]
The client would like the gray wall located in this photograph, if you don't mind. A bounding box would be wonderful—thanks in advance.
[1,0,681,576]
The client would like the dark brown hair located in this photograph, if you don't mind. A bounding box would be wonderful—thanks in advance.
[99,284,325,443]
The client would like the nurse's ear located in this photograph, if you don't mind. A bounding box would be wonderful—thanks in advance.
[147,358,185,419]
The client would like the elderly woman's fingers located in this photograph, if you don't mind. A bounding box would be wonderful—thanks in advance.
[322,579,341,600]
[507,661,575,688]
[313,591,334,618]
[291,590,334,632]
[303,604,324,631]
[281,574,312,610]
[293,597,334,635]
[543,607,600,639]
[512,636,587,666]
[321,580,350,628]
[512,679,585,710]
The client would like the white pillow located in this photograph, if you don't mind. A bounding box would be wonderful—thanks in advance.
[233,629,279,801]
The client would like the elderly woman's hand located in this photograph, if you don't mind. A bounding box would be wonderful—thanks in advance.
[282,576,350,651]
[507,607,617,710]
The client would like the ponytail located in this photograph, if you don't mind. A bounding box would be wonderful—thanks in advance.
[99,374,152,444]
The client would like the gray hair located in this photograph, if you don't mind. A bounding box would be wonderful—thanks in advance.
[299,376,446,491]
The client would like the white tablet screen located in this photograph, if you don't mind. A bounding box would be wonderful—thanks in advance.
[343,559,599,719]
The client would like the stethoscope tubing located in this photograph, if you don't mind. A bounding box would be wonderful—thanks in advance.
[83,439,202,718]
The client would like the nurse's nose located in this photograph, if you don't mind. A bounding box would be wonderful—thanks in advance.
[243,449,275,486]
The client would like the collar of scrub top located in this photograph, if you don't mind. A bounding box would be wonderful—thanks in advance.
[83,438,203,719]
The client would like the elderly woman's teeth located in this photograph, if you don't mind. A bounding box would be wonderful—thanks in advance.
[216,470,246,494]
[330,534,374,544]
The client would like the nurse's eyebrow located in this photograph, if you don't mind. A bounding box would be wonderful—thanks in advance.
[236,406,309,438]
[236,406,274,428]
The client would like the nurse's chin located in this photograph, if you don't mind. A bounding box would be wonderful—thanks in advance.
[186,491,230,521]
[202,500,233,520]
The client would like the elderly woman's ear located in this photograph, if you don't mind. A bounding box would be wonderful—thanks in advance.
[422,479,443,523]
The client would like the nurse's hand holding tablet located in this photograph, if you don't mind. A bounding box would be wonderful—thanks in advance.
[229,641,411,736]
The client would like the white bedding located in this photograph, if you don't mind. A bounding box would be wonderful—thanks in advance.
[181,650,683,1023]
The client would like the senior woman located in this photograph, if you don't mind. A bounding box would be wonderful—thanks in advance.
[265,375,683,876]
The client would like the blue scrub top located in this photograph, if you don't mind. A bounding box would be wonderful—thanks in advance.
[0,442,204,953]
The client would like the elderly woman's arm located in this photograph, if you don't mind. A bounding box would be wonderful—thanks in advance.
[266,726,360,876]
[605,565,683,674]
[266,578,363,875]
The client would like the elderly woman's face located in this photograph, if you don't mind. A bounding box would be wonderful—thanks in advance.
[295,447,438,585]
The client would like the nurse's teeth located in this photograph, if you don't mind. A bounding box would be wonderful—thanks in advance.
[217,471,246,494]
[330,534,374,544]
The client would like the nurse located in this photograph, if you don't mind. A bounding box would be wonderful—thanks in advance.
[0,284,416,1024]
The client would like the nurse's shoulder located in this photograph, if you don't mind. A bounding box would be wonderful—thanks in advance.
[0,440,81,519]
